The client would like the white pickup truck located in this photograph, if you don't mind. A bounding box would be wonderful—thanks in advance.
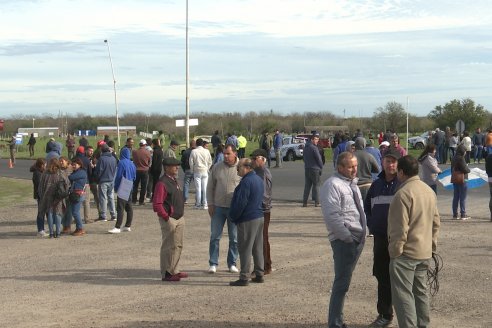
[269,136,307,161]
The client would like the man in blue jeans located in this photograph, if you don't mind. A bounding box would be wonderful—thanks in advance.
[320,152,366,328]
[206,145,241,274]
[95,144,117,221]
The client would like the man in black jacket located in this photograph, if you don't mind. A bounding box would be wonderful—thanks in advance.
[363,149,400,327]
[150,138,164,200]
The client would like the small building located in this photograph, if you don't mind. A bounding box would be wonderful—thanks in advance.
[97,126,136,137]
[18,127,60,137]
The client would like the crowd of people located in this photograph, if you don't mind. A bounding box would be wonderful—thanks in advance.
[25,126,492,327]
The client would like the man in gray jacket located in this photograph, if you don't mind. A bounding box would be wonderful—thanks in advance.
[320,151,367,328]
[354,137,379,202]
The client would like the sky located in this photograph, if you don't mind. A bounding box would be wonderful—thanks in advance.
[1,0,491,119]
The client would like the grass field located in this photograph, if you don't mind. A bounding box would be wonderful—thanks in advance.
[0,177,32,208]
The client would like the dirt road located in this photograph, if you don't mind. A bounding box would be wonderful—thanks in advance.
[0,179,491,327]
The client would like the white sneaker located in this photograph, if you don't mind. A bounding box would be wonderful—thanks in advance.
[121,227,131,232]
[203,205,208,210]
[108,227,121,234]
[229,265,239,273]
[208,265,217,273]
[37,230,47,237]
[461,216,471,220]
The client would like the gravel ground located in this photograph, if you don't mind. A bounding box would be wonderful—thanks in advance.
[0,181,491,328]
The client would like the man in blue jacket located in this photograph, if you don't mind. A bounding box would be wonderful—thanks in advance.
[95,144,117,221]
[363,148,400,327]
[108,147,136,233]
[229,158,265,286]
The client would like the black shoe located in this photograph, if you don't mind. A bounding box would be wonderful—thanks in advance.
[251,276,264,283]
[229,279,249,286]
[302,203,307,207]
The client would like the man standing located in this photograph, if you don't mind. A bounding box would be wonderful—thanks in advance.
[95,144,117,221]
[259,130,272,168]
[28,133,36,157]
[206,144,241,274]
[181,139,196,204]
[163,140,179,159]
[388,155,440,328]
[86,146,100,218]
[354,137,380,202]
[320,151,366,328]
[74,146,93,224]
[389,134,407,158]
[8,136,16,166]
[302,132,323,207]
[364,149,400,327]
[472,127,484,164]
[211,130,221,155]
[237,133,247,159]
[132,139,151,206]
[189,138,212,210]
[273,129,283,168]
[229,158,265,286]
[150,138,164,198]
[250,149,273,275]
[66,134,75,159]
[152,157,187,282]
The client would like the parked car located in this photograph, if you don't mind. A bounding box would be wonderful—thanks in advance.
[296,134,331,148]
[408,132,430,149]
[269,136,306,161]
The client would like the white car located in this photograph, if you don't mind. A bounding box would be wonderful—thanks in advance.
[269,136,306,161]
[408,132,430,149]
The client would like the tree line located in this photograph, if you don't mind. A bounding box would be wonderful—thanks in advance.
[2,98,489,138]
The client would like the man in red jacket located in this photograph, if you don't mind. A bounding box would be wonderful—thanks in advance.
[153,157,187,282]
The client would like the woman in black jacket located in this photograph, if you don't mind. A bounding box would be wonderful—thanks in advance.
[451,145,471,220]
[31,158,46,236]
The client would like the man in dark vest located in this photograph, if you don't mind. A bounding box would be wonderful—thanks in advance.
[152,157,187,282]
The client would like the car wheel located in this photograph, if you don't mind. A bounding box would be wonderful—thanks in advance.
[415,142,424,149]
[286,150,294,162]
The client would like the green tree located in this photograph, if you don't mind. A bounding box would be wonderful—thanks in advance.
[373,101,407,132]
[428,98,488,131]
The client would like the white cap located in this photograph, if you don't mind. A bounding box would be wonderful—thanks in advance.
[140,139,147,145]
[380,141,390,147]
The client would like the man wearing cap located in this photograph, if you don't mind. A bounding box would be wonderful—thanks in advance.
[163,140,179,159]
[250,149,273,274]
[153,157,187,282]
[302,132,324,207]
[95,143,117,221]
[132,139,152,206]
[363,148,400,327]
[229,158,265,286]
[320,151,366,328]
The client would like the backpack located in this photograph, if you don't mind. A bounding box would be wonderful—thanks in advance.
[54,174,70,200]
